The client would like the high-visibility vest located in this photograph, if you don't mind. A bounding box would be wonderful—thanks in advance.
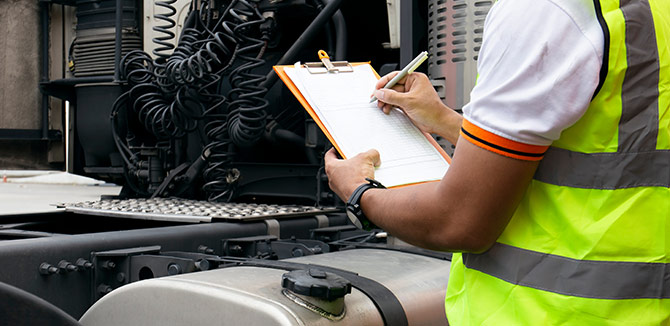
[445,0,670,324]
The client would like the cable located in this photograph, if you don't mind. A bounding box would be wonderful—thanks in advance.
[202,0,271,201]
[223,1,269,147]
[164,28,236,88]
[113,0,275,201]
[110,87,151,197]
[119,4,238,140]
[152,0,177,64]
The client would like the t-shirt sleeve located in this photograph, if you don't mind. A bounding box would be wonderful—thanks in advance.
[461,0,603,161]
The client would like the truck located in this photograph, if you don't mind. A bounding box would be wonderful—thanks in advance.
[0,0,490,324]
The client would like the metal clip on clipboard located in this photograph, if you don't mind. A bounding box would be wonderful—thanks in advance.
[304,50,354,74]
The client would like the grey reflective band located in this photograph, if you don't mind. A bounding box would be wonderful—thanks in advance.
[618,0,660,152]
[463,243,670,299]
[535,147,670,189]
[534,0,666,189]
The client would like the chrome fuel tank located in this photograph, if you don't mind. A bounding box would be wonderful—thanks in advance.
[80,248,450,325]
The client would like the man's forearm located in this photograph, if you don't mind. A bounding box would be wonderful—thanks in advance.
[355,138,540,253]
[360,183,464,251]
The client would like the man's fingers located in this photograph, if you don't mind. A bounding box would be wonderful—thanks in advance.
[327,147,380,169]
[375,71,400,89]
[374,89,402,107]
[324,148,340,163]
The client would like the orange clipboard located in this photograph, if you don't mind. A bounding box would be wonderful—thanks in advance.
[273,57,452,168]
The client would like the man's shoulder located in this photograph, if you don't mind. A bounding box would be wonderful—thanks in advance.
[495,0,597,24]
[491,0,603,59]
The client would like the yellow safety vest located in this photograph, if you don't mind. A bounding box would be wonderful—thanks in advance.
[446,0,670,324]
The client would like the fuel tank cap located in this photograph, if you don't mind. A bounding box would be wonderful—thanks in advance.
[281,268,351,301]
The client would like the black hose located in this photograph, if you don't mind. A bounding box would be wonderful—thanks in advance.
[119,3,237,140]
[202,0,270,201]
[152,0,178,64]
[223,1,269,147]
[316,0,347,60]
[112,0,287,201]
[114,2,239,197]
[324,0,348,61]
[262,0,345,89]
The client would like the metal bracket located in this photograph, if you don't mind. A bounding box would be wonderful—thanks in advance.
[271,238,329,258]
[314,214,329,228]
[304,50,354,74]
[265,219,281,238]
[91,246,161,302]
[90,246,222,302]
[222,235,278,259]
[310,225,360,243]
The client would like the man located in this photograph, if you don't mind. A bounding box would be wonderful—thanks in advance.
[324,0,670,324]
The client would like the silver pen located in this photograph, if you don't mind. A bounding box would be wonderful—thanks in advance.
[370,51,429,103]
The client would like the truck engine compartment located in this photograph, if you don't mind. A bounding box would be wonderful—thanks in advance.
[0,0,490,324]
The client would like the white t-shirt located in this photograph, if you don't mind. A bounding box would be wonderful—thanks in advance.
[461,0,604,160]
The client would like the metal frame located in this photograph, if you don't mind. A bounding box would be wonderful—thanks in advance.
[0,211,346,319]
[0,129,61,140]
[19,0,124,142]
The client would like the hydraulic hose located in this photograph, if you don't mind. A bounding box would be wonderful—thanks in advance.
[262,0,345,90]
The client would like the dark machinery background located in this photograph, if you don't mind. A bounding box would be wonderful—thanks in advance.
[0,0,491,323]
[72,0,404,205]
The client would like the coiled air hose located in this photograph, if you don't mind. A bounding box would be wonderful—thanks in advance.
[223,2,269,147]
[152,0,177,64]
[202,0,270,201]
[113,0,272,200]
[113,0,340,201]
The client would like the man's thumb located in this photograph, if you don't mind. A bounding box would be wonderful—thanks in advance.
[374,89,402,107]
[365,149,381,168]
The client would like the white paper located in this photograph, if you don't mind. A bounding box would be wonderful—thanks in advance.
[284,64,449,187]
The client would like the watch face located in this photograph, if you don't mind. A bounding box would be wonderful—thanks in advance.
[346,207,363,229]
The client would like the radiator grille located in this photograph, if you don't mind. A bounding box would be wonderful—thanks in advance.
[428,0,493,110]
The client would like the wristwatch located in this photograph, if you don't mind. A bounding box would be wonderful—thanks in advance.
[345,178,386,229]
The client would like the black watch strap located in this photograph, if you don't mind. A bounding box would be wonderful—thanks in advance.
[346,178,386,228]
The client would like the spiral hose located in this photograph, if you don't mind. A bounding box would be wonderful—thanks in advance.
[113,0,278,201]
[223,2,269,147]
[200,0,272,200]
[118,2,238,140]
[152,0,178,64]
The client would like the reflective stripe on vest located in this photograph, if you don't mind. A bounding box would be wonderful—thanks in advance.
[463,243,670,299]
[535,0,664,190]
[534,148,670,189]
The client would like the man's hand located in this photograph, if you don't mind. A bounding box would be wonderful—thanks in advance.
[374,72,462,144]
[324,148,381,201]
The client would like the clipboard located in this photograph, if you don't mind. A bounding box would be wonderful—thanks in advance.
[274,63,364,159]
[274,52,451,188]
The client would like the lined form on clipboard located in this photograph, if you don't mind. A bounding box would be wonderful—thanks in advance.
[275,63,450,188]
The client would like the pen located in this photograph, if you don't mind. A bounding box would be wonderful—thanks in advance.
[370,51,429,103]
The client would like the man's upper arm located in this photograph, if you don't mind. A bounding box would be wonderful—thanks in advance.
[433,134,541,252]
